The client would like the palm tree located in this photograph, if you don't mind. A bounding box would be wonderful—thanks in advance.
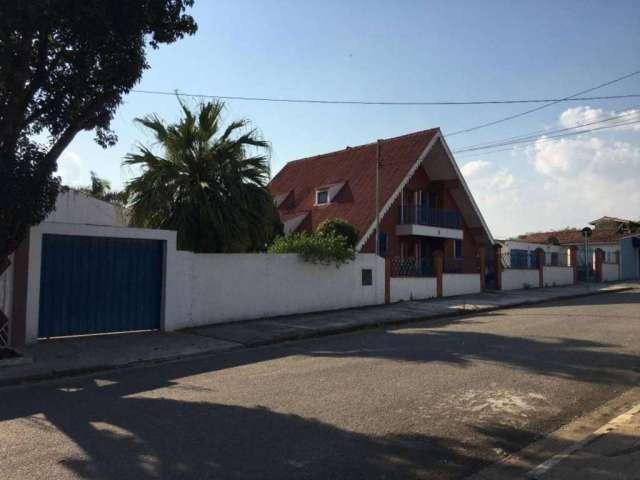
[124,99,281,252]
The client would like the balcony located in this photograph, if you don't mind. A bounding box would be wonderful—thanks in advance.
[396,205,463,239]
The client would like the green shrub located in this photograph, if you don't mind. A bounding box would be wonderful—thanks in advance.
[268,232,355,267]
[316,218,359,248]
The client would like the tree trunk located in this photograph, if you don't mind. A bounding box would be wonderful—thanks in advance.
[0,255,12,347]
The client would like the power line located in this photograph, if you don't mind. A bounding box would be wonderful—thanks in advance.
[130,88,640,106]
[454,118,640,158]
[444,69,640,137]
[454,106,640,153]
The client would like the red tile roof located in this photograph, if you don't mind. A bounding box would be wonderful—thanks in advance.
[268,129,440,238]
[515,228,626,245]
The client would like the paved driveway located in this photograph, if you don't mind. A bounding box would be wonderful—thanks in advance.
[1,290,639,479]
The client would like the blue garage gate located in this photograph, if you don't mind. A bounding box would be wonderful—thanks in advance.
[38,234,164,338]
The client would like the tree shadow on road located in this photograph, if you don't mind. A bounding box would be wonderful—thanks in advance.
[0,384,488,480]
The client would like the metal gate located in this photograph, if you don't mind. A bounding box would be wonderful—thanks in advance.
[39,234,163,338]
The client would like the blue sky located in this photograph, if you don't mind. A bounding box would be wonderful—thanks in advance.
[59,0,640,237]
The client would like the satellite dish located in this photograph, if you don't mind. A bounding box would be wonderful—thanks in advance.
[581,227,593,237]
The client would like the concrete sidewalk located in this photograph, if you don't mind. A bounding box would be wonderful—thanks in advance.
[0,281,636,387]
[471,387,640,480]
[190,282,636,346]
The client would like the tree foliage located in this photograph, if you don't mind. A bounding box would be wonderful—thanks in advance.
[124,99,282,253]
[0,0,197,263]
[268,233,356,267]
[75,171,126,205]
[316,218,359,248]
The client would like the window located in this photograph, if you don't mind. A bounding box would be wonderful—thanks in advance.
[378,233,388,257]
[454,239,463,259]
[361,269,373,286]
[315,189,329,205]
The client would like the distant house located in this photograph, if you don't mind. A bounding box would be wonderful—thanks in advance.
[508,215,640,281]
[269,128,494,278]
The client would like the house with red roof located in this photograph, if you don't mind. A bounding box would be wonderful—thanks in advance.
[502,215,640,282]
[269,128,495,281]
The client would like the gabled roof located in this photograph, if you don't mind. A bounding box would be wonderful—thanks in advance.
[269,128,495,249]
[269,129,440,240]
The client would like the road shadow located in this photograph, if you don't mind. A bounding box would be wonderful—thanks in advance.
[1,384,486,480]
[306,327,640,386]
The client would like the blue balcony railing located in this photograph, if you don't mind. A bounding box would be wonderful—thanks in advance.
[398,205,462,229]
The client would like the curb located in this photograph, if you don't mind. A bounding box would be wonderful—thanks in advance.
[233,285,634,347]
[0,285,634,388]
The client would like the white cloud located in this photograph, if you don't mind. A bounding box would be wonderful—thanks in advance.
[461,159,491,177]
[461,107,640,238]
[56,150,91,187]
[559,106,640,132]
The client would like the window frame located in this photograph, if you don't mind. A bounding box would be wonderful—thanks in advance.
[315,188,329,205]
[454,239,463,259]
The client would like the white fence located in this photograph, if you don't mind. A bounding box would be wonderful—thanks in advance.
[502,269,539,291]
[602,263,620,282]
[443,273,481,296]
[542,266,573,287]
[390,277,437,302]
[170,253,385,330]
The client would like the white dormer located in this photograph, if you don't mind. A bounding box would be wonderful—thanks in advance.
[314,182,345,206]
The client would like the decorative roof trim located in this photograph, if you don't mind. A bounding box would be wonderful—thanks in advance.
[355,133,440,251]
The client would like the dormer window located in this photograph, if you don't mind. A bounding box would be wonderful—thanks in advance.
[315,188,329,205]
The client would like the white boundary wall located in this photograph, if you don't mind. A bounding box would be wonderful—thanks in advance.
[542,266,573,287]
[171,253,385,330]
[602,263,620,282]
[502,269,539,291]
[390,277,437,302]
[442,273,481,296]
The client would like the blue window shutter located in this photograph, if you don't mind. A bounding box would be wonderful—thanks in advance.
[379,233,388,256]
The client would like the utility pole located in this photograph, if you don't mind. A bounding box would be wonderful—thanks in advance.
[375,140,382,256]
[581,227,592,283]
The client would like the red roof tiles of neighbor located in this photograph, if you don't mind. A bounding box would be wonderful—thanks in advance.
[269,128,439,238]
[516,228,627,244]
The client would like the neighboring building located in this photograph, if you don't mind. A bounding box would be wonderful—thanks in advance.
[510,215,640,281]
[269,128,494,276]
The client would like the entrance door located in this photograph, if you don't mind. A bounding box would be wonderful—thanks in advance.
[38,234,163,338]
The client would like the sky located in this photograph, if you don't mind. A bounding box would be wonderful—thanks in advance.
[58,0,640,238]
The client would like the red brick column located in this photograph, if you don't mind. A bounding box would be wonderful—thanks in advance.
[536,248,545,288]
[494,244,503,291]
[384,256,391,304]
[433,250,444,298]
[595,248,604,282]
[570,246,578,284]
[478,247,486,291]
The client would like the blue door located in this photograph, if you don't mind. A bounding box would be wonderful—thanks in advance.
[39,234,164,338]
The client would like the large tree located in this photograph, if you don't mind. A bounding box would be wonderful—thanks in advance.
[124,99,282,252]
[0,0,197,267]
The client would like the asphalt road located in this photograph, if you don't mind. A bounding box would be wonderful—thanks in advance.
[1,290,639,480]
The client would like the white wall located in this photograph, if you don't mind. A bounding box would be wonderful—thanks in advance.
[169,253,385,330]
[46,190,127,226]
[542,266,573,287]
[602,263,620,282]
[502,269,539,291]
[390,277,437,302]
[442,273,481,296]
